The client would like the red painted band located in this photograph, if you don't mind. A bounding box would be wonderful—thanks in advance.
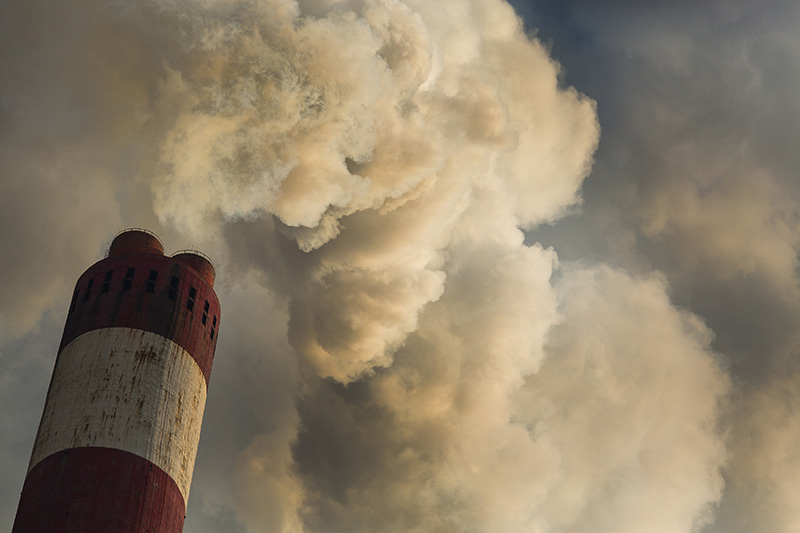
[12,447,185,533]
[59,254,220,384]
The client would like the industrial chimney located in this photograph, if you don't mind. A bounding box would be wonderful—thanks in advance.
[13,229,221,532]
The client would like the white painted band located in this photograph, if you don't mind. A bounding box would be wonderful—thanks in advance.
[29,328,207,503]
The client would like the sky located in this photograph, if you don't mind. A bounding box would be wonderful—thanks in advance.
[1,0,799,532]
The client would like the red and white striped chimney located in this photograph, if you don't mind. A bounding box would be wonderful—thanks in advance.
[13,229,221,532]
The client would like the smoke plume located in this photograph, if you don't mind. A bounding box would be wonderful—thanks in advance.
[0,0,735,532]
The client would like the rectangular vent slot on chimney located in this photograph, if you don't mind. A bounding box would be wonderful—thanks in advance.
[168,276,180,301]
[187,287,196,311]
[83,279,94,301]
[146,270,158,293]
[123,268,135,291]
[101,271,113,294]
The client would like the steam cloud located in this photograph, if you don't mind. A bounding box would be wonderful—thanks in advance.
[0,0,738,532]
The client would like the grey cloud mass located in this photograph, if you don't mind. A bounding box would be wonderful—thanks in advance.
[1,0,797,532]
[515,0,800,531]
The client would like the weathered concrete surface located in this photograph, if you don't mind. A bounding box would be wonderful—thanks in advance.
[30,327,207,503]
[61,253,220,384]
[13,447,185,533]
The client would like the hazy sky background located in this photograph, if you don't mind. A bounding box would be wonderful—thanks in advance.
[1,1,799,532]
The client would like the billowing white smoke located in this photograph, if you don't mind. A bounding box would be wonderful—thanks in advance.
[150,0,598,382]
[529,267,728,533]
[0,0,730,531]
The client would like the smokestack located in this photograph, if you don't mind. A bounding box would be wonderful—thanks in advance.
[13,229,221,532]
